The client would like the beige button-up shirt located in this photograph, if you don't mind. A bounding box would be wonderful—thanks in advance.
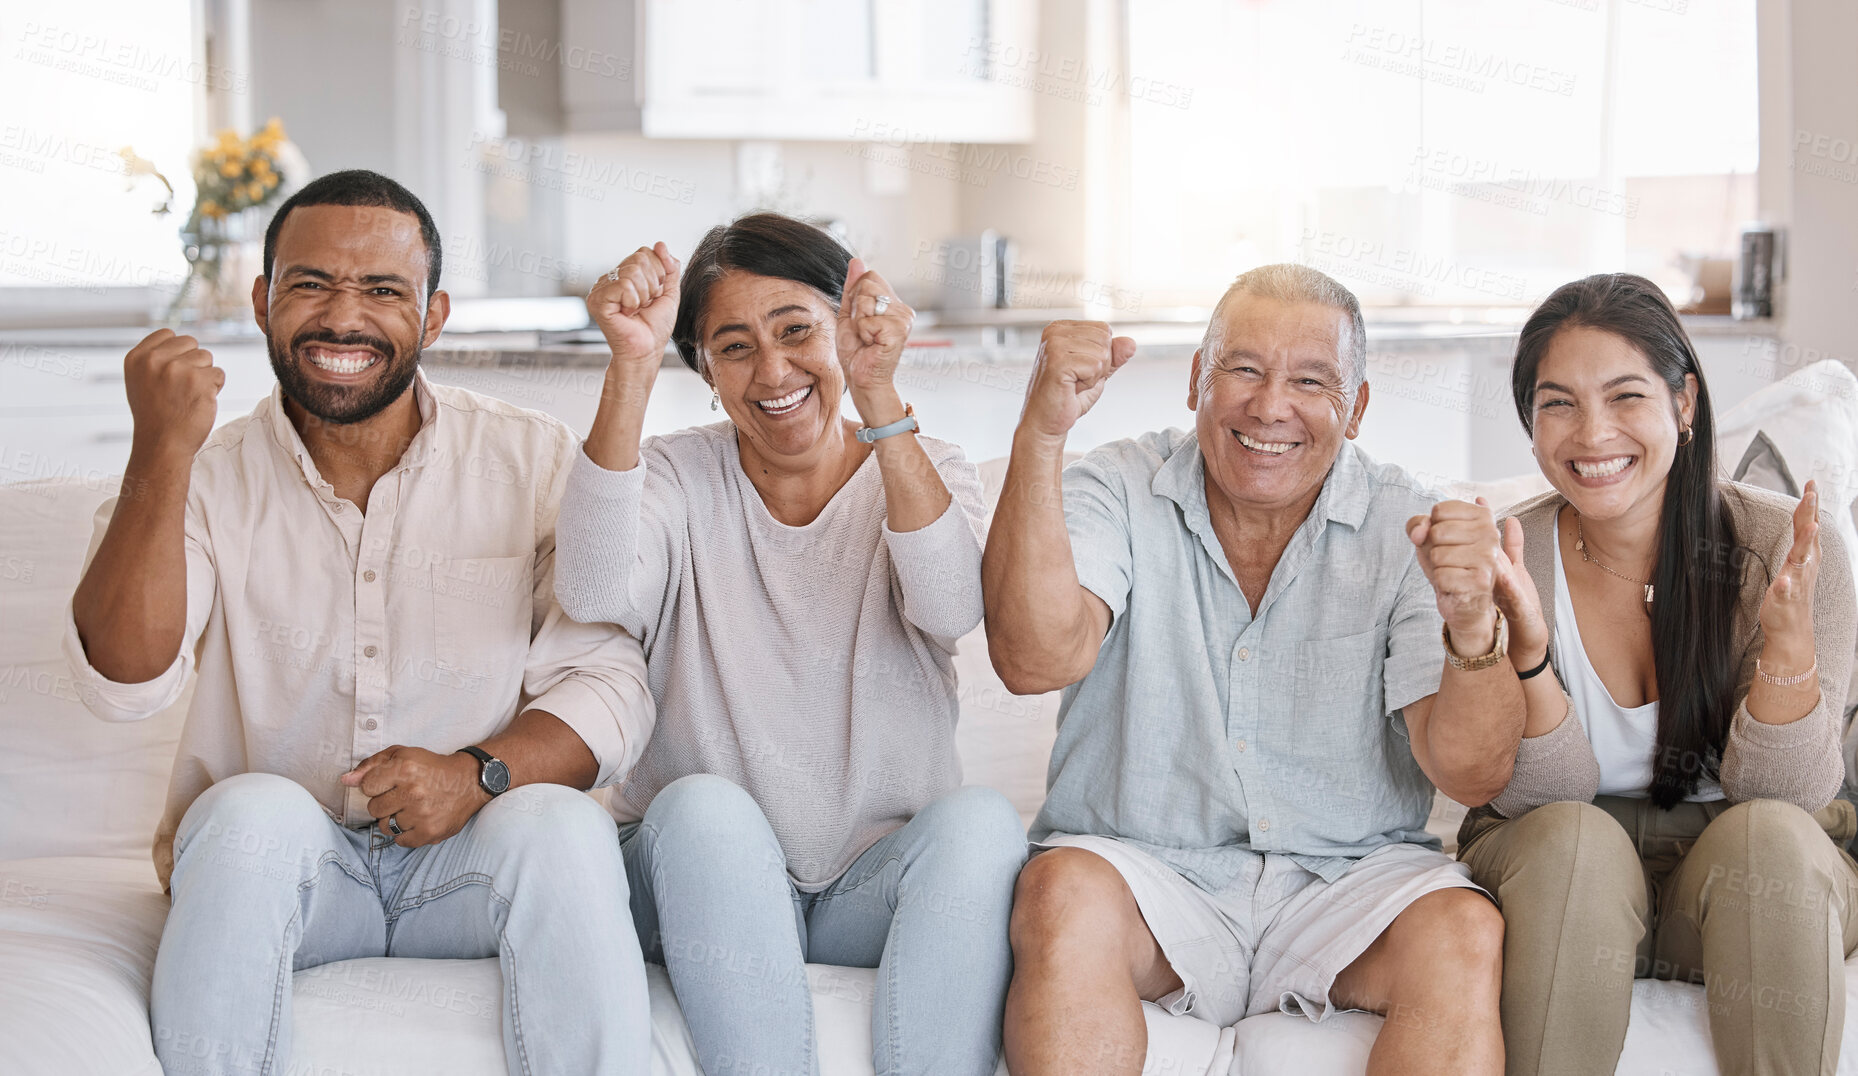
[63,373,654,885]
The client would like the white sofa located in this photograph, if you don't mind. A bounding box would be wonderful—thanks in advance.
[6,360,1858,1076]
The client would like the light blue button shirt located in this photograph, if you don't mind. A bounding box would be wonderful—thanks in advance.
[1031,429,1447,888]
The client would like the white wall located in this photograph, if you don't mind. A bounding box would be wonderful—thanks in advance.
[1769,0,1858,374]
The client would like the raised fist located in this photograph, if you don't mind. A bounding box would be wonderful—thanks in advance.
[124,329,224,460]
[835,257,914,403]
[1020,320,1136,442]
[1407,497,1546,663]
[587,242,681,371]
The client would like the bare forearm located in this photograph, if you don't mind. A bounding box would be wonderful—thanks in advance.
[71,446,193,683]
[983,428,1097,689]
[1425,664,1526,804]
[582,364,656,472]
[1423,619,1527,804]
[478,709,599,791]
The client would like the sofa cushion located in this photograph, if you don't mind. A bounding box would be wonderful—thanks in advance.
[0,480,189,862]
[0,855,1263,1076]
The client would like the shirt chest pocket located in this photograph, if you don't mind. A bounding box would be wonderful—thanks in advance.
[1287,627,1386,731]
[431,554,535,681]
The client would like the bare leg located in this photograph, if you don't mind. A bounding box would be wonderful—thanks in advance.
[1330,888,1506,1076]
[1003,849,1183,1076]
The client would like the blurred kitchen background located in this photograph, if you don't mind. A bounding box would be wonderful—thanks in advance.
[3,0,1854,486]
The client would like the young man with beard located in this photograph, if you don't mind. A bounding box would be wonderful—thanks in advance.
[66,170,655,1075]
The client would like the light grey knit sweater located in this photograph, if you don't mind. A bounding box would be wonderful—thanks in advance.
[554,422,987,889]
[1487,482,1856,819]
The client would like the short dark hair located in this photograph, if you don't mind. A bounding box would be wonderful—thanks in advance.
[262,169,442,298]
[671,212,853,374]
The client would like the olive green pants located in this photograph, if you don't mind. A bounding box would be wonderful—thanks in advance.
[1459,797,1858,1076]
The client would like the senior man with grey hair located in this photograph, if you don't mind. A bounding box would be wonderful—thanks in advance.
[984,264,1517,1075]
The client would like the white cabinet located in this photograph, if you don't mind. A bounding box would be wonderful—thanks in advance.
[563,0,1036,142]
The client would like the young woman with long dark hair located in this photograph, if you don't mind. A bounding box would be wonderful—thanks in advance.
[1408,273,1857,1075]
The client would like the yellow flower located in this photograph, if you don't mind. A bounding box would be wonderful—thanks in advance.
[200,200,223,219]
[219,160,240,178]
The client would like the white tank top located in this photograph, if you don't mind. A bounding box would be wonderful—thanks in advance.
[1552,521,1724,801]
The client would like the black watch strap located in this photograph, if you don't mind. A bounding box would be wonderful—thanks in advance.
[459,745,509,796]
[1516,651,1553,681]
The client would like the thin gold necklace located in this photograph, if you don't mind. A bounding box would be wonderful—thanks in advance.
[1575,513,1654,606]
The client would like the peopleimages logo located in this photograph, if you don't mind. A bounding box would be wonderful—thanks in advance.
[1343,25,1579,97]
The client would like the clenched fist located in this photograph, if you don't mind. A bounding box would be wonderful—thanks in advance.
[1020,320,1136,443]
[1407,497,1547,664]
[124,329,225,461]
[587,242,681,372]
[835,257,914,411]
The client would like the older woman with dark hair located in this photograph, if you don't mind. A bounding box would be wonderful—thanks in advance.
[1408,272,1858,1075]
[553,214,1026,1076]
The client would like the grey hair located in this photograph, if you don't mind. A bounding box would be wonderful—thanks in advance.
[1199,263,1368,399]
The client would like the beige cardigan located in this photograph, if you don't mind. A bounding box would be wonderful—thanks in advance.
[1485,482,1855,818]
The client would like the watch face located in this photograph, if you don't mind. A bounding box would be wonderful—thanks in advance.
[482,758,511,795]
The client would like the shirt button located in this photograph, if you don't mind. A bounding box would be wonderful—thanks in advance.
[363,569,377,582]
[363,644,378,658]
[1258,818,1270,832]
[1238,647,1250,661]
[362,717,378,731]
[1235,739,1247,753]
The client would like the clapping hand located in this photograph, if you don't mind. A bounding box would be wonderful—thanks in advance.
[1759,479,1821,653]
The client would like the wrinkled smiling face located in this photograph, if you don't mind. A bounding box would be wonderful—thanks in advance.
[257,204,441,424]
[697,270,847,463]
[1190,296,1366,515]
[1528,324,1694,523]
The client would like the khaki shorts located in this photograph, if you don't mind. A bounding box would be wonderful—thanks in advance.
[1036,834,1484,1028]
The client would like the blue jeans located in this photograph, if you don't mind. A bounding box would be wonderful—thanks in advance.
[151,772,649,1075]
[622,775,1027,1076]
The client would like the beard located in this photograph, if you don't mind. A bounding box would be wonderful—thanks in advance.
[267,328,421,425]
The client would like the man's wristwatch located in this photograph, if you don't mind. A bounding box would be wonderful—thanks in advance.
[459,745,511,797]
[1442,608,1508,672]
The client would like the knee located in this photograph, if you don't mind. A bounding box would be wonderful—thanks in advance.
[1514,800,1634,865]
[1500,801,1640,904]
[175,773,326,854]
[639,774,777,864]
[1392,889,1505,980]
[476,783,612,850]
[1691,800,1838,909]
[468,787,620,880]
[911,786,1028,877]
[1697,799,1827,866]
[1008,848,1137,960]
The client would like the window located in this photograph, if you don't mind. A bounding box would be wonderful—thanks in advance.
[1124,0,1757,309]
[0,0,201,295]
